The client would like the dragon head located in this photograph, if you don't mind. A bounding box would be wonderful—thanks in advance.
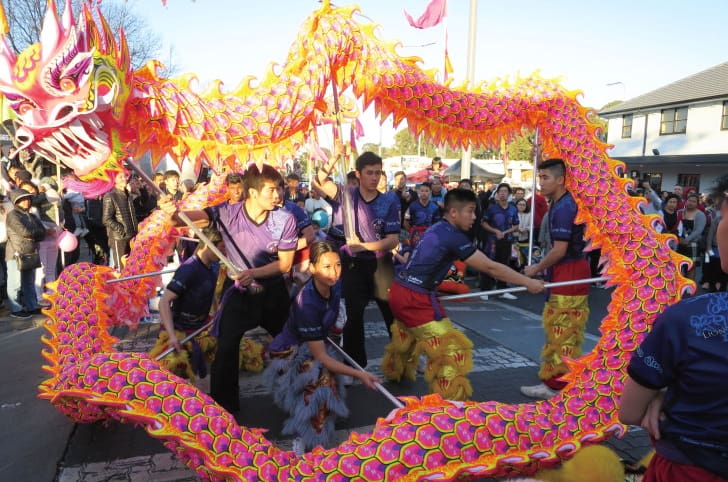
[0,0,132,194]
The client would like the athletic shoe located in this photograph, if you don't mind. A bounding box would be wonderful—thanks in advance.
[38,300,51,308]
[500,292,518,300]
[292,437,305,456]
[10,311,32,319]
[479,294,489,301]
[520,383,559,399]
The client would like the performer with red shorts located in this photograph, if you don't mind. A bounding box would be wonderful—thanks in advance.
[382,188,544,401]
[521,159,591,400]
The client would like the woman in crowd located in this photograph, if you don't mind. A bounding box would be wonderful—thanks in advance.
[515,198,532,269]
[264,241,380,455]
[677,192,707,282]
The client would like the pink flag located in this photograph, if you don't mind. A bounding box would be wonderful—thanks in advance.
[404,0,447,29]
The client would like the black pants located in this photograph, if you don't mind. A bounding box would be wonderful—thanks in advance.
[341,254,394,368]
[210,278,290,413]
[480,239,513,290]
[109,236,132,269]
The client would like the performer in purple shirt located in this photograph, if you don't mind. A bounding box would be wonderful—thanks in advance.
[151,226,225,382]
[404,182,441,247]
[265,242,380,455]
[382,189,544,400]
[160,168,298,414]
[313,145,400,368]
[521,159,591,400]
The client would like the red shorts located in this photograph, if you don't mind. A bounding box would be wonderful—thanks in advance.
[644,452,728,482]
[550,259,591,296]
[389,282,445,328]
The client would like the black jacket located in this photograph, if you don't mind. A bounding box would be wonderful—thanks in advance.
[6,207,45,260]
[102,188,138,240]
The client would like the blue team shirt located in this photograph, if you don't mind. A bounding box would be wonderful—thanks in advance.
[397,221,478,291]
[283,200,312,234]
[166,255,219,330]
[548,192,586,261]
[484,202,519,242]
[205,201,298,270]
[334,185,401,258]
[406,200,441,227]
[627,293,728,444]
[268,280,342,351]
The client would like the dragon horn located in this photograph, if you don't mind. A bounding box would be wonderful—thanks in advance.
[61,0,75,32]
[40,0,62,62]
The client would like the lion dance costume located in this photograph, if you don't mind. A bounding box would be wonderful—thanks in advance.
[0,1,694,480]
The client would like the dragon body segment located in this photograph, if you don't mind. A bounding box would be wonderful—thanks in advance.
[0,1,690,480]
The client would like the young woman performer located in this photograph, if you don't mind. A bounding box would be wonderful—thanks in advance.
[264,241,380,455]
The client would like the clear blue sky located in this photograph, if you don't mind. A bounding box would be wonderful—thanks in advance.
[131,0,728,147]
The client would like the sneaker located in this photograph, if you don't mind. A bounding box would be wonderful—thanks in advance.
[291,437,305,456]
[10,311,32,319]
[38,300,51,308]
[479,294,489,301]
[500,292,518,300]
[520,383,559,400]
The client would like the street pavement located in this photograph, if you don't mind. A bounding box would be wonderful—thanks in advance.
[0,278,654,481]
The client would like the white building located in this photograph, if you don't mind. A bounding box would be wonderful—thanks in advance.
[599,62,728,194]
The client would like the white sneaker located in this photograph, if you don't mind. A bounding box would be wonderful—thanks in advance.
[520,383,559,399]
[500,292,518,300]
[292,437,305,456]
[479,294,489,301]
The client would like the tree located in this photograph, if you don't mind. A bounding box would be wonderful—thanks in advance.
[2,0,164,71]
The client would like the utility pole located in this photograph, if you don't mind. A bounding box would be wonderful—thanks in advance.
[460,0,477,180]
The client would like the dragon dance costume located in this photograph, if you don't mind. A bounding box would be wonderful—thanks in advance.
[539,191,590,390]
[383,220,478,401]
[264,280,348,451]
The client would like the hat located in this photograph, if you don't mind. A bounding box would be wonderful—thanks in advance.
[39,176,58,191]
[10,188,33,205]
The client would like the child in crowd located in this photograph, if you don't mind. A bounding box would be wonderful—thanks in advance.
[264,241,380,456]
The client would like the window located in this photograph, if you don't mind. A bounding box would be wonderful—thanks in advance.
[644,172,662,192]
[660,107,688,135]
[722,101,728,130]
[677,173,700,191]
[621,114,633,138]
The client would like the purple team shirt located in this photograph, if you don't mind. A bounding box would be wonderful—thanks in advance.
[268,280,343,351]
[166,255,218,330]
[283,200,312,234]
[205,201,298,270]
[397,220,478,291]
[627,293,728,444]
[334,185,401,258]
[548,191,586,261]
[406,200,441,227]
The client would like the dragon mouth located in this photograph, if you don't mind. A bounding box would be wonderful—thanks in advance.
[32,115,111,177]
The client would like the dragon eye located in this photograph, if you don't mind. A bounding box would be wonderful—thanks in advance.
[59,77,77,92]
[18,101,35,115]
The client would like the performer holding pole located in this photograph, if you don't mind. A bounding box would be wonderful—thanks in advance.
[159,169,298,415]
[264,241,380,456]
[313,141,400,370]
[149,226,225,384]
[381,188,544,401]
